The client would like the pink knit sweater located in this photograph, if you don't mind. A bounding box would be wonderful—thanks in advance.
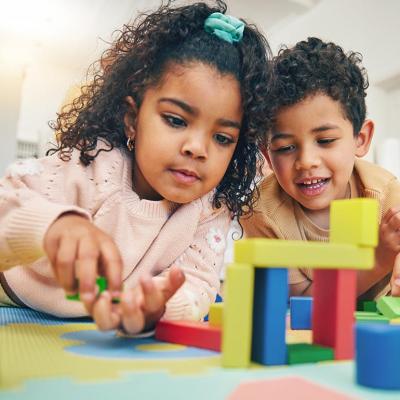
[0,147,230,319]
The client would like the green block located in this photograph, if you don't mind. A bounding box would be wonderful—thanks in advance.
[330,198,378,246]
[287,343,334,365]
[66,293,80,301]
[363,300,377,312]
[222,263,254,368]
[354,311,389,324]
[356,300,377,312]
[66,277,120,303]
[234,239,374,270]
[96,276,107,293]
[377,296,400,319]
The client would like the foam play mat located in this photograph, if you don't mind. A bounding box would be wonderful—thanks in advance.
[0,306,399,399]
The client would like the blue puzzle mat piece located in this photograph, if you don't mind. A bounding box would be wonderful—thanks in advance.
[0,306,92,326]
[63,330,219,359]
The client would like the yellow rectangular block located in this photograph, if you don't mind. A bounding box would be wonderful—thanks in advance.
[330,198,378,246]
[209,302,223,327]
[234,239,374,270]
[222,263,254,368]
[390,318,400,325]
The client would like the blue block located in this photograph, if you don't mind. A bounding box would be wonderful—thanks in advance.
[356,323,400,390]
[290,296,313,330]
[252,268,288,366]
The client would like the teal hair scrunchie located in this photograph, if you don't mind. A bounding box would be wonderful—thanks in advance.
[204,12,245,44]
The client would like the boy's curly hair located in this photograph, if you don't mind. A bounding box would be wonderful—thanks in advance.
[269,37,369,135]
[48,0,273,219]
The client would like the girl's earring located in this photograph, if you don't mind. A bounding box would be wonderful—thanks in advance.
[127,137,135,152]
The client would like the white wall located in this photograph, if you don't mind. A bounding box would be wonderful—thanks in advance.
[16,60,84,155]
[3,0,400,167]
[0,64,23,174]
[265,0,400,163]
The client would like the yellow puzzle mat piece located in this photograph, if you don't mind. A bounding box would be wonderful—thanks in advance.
[0,322,220,390]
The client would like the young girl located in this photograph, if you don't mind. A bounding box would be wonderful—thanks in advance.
[0,1,272,335]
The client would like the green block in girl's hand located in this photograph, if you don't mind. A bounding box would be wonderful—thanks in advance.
[66,277,120,303]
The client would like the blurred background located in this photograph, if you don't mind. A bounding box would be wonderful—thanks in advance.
[1,0,400,176]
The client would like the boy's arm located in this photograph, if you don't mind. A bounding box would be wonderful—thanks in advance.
[357,177,400,296]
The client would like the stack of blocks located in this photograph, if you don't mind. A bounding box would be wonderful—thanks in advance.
[154,198,400,390]
[222,198,378,367]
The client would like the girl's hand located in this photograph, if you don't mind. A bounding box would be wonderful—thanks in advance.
[44,213,123,312]
[92,266,185,334]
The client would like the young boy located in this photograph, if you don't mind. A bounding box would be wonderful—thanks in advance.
[242,37,400,300]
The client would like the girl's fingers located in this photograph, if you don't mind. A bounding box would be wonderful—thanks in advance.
[54,236,78,294]
[99,240,123,298]
[161,266,185,301]
[76,236,100,310]
[121,288,145,334]
[141,276,164,314]
[92,291,120,331]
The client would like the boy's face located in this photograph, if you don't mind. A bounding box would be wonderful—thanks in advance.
[266,93,372,218]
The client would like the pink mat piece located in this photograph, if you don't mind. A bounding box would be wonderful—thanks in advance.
[226,376,358,400]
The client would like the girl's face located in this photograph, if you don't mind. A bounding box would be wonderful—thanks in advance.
[125,63,242,203]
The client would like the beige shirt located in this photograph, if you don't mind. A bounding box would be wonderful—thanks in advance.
[241,158,400,300]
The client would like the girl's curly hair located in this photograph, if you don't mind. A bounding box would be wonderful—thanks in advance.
[269,37,369,135]
[48,0,273,219]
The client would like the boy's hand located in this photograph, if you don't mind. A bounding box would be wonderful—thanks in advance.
[380,207,400,253]
[92,266,185,334]
[391,253,400,296]
[375,207,400,276]
[44,213,123,312]
[379,207,400,296]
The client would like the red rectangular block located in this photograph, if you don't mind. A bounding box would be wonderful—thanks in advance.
[155,320,221,351]
[312,269,356,360]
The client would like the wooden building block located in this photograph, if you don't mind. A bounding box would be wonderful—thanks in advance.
[356,324,400,390]
[312,269,357,360]
[290,296,313,330]
[329,198,378,246]
[222,263,254,368]
[376,296,400,319]
[287,343,334,365]
[252,268,287,366]
[235,240,374,270]
[354,311,389,324]
[209,302,223,327]
[356,300,377,312]
[155,320,221,351]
